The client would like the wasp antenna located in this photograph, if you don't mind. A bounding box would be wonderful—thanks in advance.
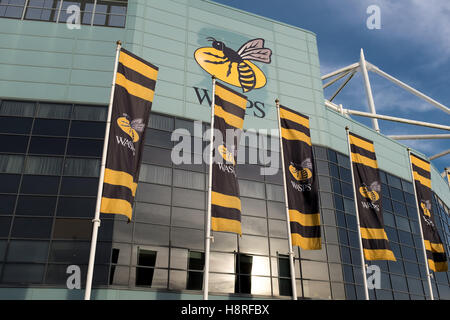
[206,37,216,42]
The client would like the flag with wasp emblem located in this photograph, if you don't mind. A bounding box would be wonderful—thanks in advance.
[279,105,321,250]
[348,132,396,261]
[410,153,448,272]
[100,48,158,220]
[211,82,248,234]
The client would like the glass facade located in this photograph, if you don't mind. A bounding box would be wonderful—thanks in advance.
[0,0,127,27]
[0,99,448,299]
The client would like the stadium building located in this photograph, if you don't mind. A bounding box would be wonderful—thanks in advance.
[0,0,448,300]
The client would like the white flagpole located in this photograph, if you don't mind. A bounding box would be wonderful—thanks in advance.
[84,40,122,300]
[345,127,369,300]
[406,148,434,300]
[275,99,298,300]
[203,76,216,300]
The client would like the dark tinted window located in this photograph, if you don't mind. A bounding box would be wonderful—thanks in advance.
[0,117,33,134]
[20,175,59,194]
[53,218,92,240]
[57,197,96,217]
[0,135,29,153]
[0,217,12,237]
[136,249,157,287]
[60,177,98,196]
[15,196,56,216]
[32,119,69,136]
[69,121,105,138]
[66,138,103,157]
[0,195,16,215]
[11,217,53,238]
[28,137,66,155]
[0,174,20,193]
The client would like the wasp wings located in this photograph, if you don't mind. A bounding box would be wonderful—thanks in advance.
[131,119,145,132]
[237,38,272,63]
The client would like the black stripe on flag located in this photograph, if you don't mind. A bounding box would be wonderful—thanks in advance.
[210,81,247,235]
[410,153,448,272]
[349,131,396,261]
[100,48,158,221]
[280,104,321,250]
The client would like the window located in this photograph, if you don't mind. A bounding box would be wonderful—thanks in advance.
[21,175,60,194]
[16,195,57,216]
[60,177,99,196]
[0,195,16,215]
[32,119,70,136]
[24,156,63,175]
[0,116,33,134]
[136,249,157,287]
[1,0,127,27]
[36,102,71,119]
[11,217,53,238]
[63,158,100,177]
[56,197,95,217]
[278,255,292,296]
[69,121,105,138]
[6,240,49,263]
[66,138,103,157]
[28,137,66,155]
[72,105,107,121]
[24,0,58,22]
[235,253,252,294]
[53,218,92,240]
[0,135,29,153]
[0,154,24,173]
[0,100,35,116]
[186,251,204,290]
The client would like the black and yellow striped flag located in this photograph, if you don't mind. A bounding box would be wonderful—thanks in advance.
[410,153,448,272]
[279,105,321,250]
[211,82,247,235]
[100,48,158,220]
[348,132,396,261]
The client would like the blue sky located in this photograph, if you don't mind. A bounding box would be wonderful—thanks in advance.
[211,0,450,174]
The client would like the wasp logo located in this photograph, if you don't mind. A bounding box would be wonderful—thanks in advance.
[117,114,145,143]
[218,145,236,165]
[289,159,313,182]
[420,200,432,217]
[359,182,380,202]
[194,37,272,93]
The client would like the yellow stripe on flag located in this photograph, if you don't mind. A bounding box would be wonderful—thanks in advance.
[280,108,309,128]
[100,197,133,220]
[116,72,155,102]
[211,217,242,235]
[424,240,445,253]
[119,50,158,80]
[281,127,311,146]
[215,85,247,110]
[214,105,244,129]
[428,259,448,273]
[289,210,320,227]
[291,233,321,250]
[411,155,430,172]
[351,152,378,169]
[360,227,389,240]
[349,134,375,152]
[211,191,241,211]
[364,249,396,261]
[413,171,431,189]
[104,168,138,196]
